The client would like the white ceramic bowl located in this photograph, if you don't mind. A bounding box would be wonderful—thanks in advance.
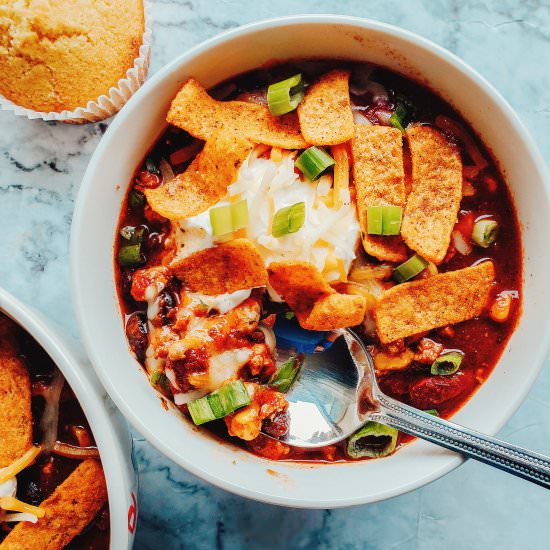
[71,15,550,508]
[0,288,138,546]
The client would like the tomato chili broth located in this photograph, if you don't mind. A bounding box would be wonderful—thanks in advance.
[114,60,522,463]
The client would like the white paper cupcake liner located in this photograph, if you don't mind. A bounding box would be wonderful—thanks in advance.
[0,0,153,124]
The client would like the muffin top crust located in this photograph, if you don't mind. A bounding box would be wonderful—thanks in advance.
[0,0,144,112]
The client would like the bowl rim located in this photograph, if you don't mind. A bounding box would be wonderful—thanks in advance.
[71,14,550,507]
[0,287,137,546]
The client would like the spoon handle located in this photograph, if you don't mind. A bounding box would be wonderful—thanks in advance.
[371,394,550,490]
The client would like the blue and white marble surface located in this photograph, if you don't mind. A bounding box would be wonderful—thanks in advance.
[1,1,549,548]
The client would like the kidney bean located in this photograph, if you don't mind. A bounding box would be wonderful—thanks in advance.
[262,412,289,438]
[409,371,474,410]
[125,312,148,362]
[120,268,135,302]
[135,170,161,189]
[159,278,181,325]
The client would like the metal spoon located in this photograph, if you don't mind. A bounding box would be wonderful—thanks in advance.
[273,328,550,489]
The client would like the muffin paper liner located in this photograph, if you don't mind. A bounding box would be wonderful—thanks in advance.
[0,0,152,124]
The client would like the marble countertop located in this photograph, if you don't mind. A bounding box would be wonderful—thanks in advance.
[1,1,549,548]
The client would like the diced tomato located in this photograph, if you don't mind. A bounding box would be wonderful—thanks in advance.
[409,371,474,409]
[414,338,444,364]
[456,210,475,241]
[135,170,161,190]
[130,267,168,302]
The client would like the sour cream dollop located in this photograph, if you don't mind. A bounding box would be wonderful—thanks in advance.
[171,150,361,281]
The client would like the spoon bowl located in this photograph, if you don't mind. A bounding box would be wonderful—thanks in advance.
[273,328,550,490]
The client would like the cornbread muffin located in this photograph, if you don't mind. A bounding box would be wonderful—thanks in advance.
[0,0,144,112]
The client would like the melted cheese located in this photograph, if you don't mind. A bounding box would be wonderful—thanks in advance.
[0,478,16,499]
[0,496,44,518]
[186,289,252,314]
[0,446,42,485]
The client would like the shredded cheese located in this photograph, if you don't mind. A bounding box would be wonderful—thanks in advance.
[0,496,45,518]
[331,144,349,209]
[0,446,42,485]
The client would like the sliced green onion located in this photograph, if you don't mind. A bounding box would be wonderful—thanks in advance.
[392,254,428,283]
[209,200,249,238]
[145,157,160,175]
[120,225,145,244]
[117,244,145,267]
[367,206,383,234]
[272,202,306,238]
[424,409,440,417]
[188,396,216,425]
[128,189,145,209]
[269,355,302,393]
[382,206,403,235]
[390,103,408,134]
[231,200,248,231]
[284,311,295,320]
[367,206,402,235]
[210,205,233,237]
[150,371,162,385]
[346,421,398,459]
[187,380,251,425]
[267,74,304,116]
[472,219,499,248]
[295,146,335,181]
[430,351,463,376]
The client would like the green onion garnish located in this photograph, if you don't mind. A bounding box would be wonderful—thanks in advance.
[272,202,306,238]
[392,254,428,283]
[424,409,440,417]
[117,244,145,267]
[367,206,402,235]
[231,199,248,230]
[295,146,335,181]
[209,205,233,237]
[471,219,499,248]
[390,103,407,134]
[346,421,398,459]
[267,73,304,116]
[145,157,160,175]
[430,351,463,376]
[269,355,302,393]
[209,200,249,238]
[128,189,146,210]
[187,380,251,425]
[367,206,383,234]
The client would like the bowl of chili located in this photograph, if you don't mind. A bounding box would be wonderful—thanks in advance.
[71,15,550,507]
[0,288,138,546]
